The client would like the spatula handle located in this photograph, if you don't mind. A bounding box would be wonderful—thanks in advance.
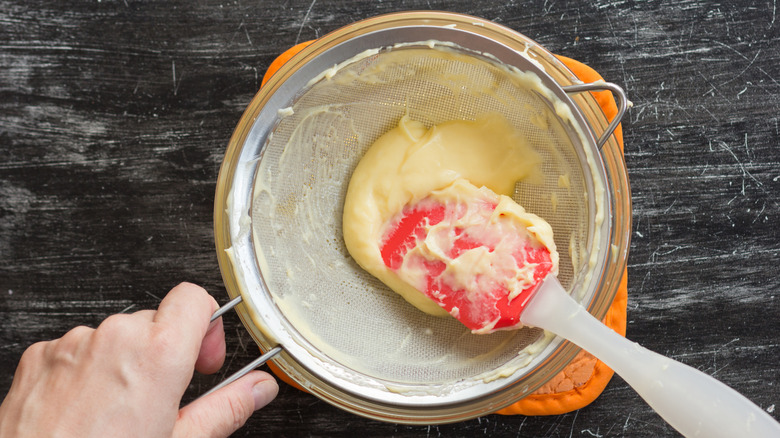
[521,277,780,437]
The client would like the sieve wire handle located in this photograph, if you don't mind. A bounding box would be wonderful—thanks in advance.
[198,347,283,399]
[562,82,628,149]
[210,295,243,322]
[196,296,283,400]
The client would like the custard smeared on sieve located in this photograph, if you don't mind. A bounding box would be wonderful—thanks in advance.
[252,42,607,387]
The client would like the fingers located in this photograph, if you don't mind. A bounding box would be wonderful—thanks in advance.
[137,283,227,376]
[151,282,227,375]
[194,317,226,375]
[154,282,218,333]
[173,371,278,438]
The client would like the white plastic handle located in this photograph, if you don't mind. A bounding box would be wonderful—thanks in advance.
[521,277,780,438]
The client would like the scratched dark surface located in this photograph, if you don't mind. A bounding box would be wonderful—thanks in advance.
[1,0,779,436]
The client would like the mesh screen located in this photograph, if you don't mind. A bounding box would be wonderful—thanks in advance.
[251,47,592,385]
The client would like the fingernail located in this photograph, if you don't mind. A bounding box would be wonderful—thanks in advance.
[252,379,279,410]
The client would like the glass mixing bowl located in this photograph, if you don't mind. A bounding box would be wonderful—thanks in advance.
[214,11,631,424]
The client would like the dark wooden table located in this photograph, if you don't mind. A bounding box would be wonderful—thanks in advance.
[2,1,778,436]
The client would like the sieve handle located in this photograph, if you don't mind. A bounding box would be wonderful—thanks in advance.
[198,347,283,399]
[562,82,628,149]
[197,296,283,399]
[211,295,243,322]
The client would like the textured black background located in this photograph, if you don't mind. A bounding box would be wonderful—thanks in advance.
[1,1,778,436]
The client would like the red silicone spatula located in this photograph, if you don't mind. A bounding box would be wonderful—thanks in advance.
[380,193,555,333]
[379,185,780,438]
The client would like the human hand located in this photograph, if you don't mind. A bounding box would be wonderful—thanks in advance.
[0,282,278,438]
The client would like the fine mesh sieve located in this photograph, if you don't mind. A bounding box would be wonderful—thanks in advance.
[214,11,631,424]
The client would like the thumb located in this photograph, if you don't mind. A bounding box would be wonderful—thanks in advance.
[173,371,279,438]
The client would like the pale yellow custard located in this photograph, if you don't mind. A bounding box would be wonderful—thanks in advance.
[342,114,557,316]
